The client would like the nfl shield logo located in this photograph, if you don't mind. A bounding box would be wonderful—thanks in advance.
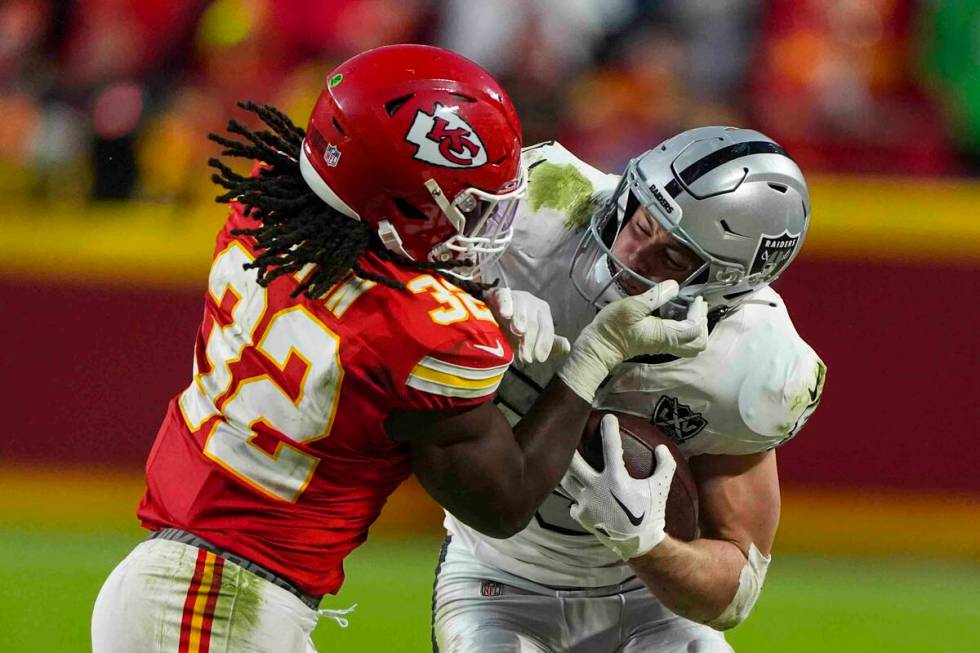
[480,581,503,597]
[324,144,341,167]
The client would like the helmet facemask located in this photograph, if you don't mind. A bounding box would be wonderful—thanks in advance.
[570,164,749,314]
[426,161,528,281]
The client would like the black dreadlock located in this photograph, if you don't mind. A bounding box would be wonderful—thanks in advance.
[208,101,494,299]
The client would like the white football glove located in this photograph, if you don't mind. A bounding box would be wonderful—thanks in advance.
[557,280,708,402]
[560,414,677,560]
[486,287,572,365]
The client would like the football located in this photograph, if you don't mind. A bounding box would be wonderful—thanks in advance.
[578,410,699,541]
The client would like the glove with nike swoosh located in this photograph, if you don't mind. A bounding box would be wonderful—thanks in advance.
[557,280,707,403]
[485,287,572,365]
[560,414,677,560]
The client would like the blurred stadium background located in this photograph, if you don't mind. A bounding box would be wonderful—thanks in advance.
[2,0,979,651]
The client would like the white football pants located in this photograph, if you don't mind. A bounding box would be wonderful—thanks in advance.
[433,537,733,653]
[92,538,322,653]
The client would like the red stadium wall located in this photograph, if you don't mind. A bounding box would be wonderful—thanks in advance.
[3,280,201,467]
[3,258,978,491]
[772,259,979,491]
[3,179,979,497]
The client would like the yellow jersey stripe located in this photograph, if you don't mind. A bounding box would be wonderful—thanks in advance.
[415,355,511,380]
[409,364,506,390]
[405,374,503,399]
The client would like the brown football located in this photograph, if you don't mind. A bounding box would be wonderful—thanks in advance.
[578,410,700,541]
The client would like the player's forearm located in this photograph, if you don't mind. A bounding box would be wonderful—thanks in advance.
[506,378,592,523]
[404,380,591,539]
[628,535,745,625]
[428,380,589,538]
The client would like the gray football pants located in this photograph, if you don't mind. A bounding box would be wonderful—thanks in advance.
[432,538,733,653]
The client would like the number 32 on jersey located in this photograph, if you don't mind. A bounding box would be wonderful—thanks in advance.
[177,245,497,504]
[178,243,343,503]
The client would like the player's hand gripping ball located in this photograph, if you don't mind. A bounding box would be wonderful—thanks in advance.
[562,411,699,559]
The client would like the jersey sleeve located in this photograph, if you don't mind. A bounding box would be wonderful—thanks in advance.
[401,325,514,411]
[735,343,827,453]
[372,274,514,412]
[350,254,516,412]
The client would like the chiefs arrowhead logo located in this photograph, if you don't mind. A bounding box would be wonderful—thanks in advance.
[405,103,488,169]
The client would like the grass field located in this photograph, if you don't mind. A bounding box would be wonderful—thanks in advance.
[3,526,980,652]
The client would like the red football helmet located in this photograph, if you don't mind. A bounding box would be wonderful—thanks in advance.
[299,44,526,280]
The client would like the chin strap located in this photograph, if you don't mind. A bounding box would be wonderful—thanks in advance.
[657,299,730,328]
[376,220,412,259]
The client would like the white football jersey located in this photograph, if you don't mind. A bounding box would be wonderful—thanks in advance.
[444,142,826,588]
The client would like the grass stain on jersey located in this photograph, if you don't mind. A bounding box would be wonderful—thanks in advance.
[528,162,597,229]
[782,360,827,433]
[790,360,827,414]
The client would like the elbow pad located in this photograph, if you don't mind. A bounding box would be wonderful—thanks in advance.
[706,544,770,631]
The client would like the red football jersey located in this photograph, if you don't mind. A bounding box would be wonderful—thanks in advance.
[138,205,512,596]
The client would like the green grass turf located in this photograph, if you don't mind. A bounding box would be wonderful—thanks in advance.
[2,527,979,652]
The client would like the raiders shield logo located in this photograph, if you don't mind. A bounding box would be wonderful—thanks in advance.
[750,231,801,277]
[652,396,707,444]
[405,103,488,169]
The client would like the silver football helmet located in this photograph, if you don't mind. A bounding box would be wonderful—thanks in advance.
[570,126,810,317]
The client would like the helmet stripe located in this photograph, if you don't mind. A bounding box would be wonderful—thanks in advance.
[673,141,788,189]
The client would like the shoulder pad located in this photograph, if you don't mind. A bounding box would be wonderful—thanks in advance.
[523,141,618,188]
[738,341,826,445]
[522,142,618,231]
[387,273,513,407]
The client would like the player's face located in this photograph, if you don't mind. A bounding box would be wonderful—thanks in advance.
[610,206,702,295]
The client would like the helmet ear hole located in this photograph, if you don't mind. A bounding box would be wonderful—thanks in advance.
[719,219,749,238]
[384,94,414,117]
[393,197,428,221]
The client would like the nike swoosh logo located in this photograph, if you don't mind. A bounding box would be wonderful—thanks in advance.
[610,491,644,526]
[803,380,823,410]
[472,341,506,358]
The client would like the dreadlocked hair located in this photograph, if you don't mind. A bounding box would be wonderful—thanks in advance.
[207,101,495,300]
